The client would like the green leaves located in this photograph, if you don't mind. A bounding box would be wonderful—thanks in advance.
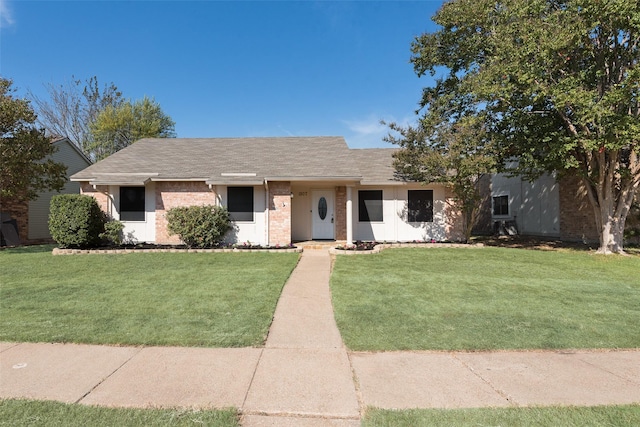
[166,205,232,248]
[0,78,67,203]
[48,194,105,248]
[402,0,640,251]
[87,96,176,161]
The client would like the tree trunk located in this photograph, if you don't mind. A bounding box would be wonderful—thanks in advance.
[594,211,626,254]
[584,174,637,255]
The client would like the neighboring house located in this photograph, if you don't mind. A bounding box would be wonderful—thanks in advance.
[1,138,91,245]
[489,165,639,243]
[70,137,465,246]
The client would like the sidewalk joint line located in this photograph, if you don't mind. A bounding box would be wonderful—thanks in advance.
[74,346,144,405]
[451,352,517,406]
[346,350,366,419]
[240,347,264,411]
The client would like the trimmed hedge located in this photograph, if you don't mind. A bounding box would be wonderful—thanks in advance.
[49,194,105,248]
[166,205,232,248]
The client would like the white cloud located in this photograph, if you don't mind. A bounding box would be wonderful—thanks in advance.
[0,0,15,28]
[342,113,416,149]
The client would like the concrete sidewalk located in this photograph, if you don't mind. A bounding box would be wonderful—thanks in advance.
[1,248,639,426]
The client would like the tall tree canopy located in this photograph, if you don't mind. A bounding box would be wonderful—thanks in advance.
[0,78,66,204]
[404,0,639,254]
[29,76,123,154]
[86,96,176,161]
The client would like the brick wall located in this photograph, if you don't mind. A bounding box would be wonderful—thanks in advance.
[444,187,465,242]
[473,174,493,235]
[155,182,218,244]
[268,181,291,246]
[0,198,28,243]
[558,175,599,242]
[80,183,110,215]
[334,186,347,240]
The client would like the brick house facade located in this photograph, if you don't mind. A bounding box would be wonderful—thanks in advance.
[71,137,465,246]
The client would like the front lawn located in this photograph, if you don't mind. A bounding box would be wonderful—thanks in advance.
[0,246,299,347]
[362,405,640,427]
[0,399,239,427]
[331,247,640,351]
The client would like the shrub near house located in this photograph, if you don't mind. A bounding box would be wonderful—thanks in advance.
[49,195,105,248]
[166,205,232,248]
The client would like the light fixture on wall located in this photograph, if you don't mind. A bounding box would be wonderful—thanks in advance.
[290,192,294,199]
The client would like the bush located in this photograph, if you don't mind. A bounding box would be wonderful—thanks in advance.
[166,205,232,248]
[100,219,124,245]
[49,194,105,248]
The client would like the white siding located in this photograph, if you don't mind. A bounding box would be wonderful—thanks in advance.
[112,183,157,243]
[219,185,267,245]
[352,185,447,242]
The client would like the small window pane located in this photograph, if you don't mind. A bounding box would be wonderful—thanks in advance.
[408,190,433,222]
[493,195,509,216]
[120,187,145,221]
[359,190,383,222]
[228,187,254,221]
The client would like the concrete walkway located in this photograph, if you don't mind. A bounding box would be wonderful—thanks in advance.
[1,248,640,426]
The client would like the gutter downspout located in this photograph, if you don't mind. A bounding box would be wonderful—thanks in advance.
[92,183,115,219]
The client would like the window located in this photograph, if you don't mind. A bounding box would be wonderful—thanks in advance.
[408,190,433,222]
[120,187,145,221]
[359,190,383,222]
[228,187,254,221]
[493,195,509,216]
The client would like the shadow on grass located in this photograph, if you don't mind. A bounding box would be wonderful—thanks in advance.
[473,236,640,257]
[0,244,56,254]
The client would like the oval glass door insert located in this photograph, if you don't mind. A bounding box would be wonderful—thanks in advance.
[318,197,328,220]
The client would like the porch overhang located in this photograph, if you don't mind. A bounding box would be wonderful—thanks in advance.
[72,173,158,186]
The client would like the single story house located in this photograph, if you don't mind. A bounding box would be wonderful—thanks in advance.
[1,137,91,245]
[70,136,464,246]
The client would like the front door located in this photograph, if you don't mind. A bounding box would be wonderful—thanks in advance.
[312,190,334,239]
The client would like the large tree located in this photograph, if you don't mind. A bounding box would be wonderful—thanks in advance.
[0,78,67,205]
[87,96,176,161]
[409,0,639,254]
[29,76,123,155]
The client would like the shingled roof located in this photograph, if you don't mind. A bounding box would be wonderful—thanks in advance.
[71,136,409,185]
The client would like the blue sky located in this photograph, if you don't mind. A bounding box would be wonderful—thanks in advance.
[1,0,443,148]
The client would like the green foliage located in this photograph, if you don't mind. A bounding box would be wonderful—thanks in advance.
[87,96,176,161]
[99,219,124,245]
[0,78,67,203]
[166,205,232,248]
[409,0,640,253]
[48,194,105,248]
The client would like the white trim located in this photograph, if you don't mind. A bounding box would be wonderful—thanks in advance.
[491,193,511,218]
[346,186,353,245]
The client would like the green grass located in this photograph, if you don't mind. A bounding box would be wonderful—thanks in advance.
[0,246,299,347]
[331,247,640,351]
[0,399,239,427]
[362,405,640,427]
